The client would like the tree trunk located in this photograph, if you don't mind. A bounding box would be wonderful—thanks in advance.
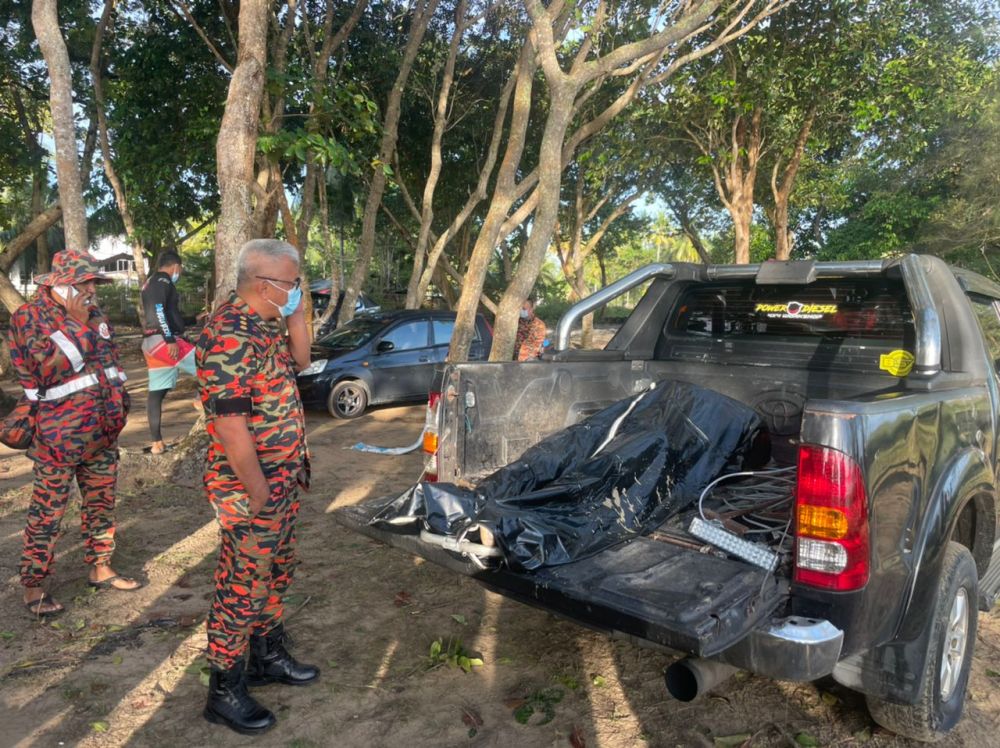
[732,198,753,264]
[0,274,28,314]
[573,272,594,348]
[410,69,516,306]
[0,203,63,314]
[293,0,369,271]
[340,0,440,325]
[405,0,468,309]
[490,86,575,361]
[448,39,539,363]
[213,0,269,305]
[770,106,816,261]
[31,174,51,273]
[91,0,146,318]
[32,0,88,251]
[695,108,763,265]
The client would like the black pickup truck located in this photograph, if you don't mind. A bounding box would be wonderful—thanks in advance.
[337,254,1000,741]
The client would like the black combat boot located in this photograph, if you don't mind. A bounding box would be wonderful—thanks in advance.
[246,624,320,687]
[203,659,277,735]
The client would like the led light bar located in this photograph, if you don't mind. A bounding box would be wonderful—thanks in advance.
[688,517,779,572]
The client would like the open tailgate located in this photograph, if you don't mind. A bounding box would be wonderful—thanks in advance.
[337,496,786,658]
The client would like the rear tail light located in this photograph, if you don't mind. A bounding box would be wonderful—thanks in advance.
[794,444,870,591]
[422,392,441,481]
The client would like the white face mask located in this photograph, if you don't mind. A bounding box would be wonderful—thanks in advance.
[520,309,530,319]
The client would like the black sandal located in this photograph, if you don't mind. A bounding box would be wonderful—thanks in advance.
[88,575,143,592]
[24,593,65,617]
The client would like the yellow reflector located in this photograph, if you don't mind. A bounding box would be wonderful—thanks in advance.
[422,431,439,454]
[797,505,848,540]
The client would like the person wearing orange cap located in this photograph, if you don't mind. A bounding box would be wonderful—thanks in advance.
[8,248,141,617]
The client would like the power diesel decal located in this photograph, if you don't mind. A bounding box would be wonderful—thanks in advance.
[754,301,839,320]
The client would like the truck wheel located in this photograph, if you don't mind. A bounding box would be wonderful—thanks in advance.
[328,380,368,419]
[866,541,978,742]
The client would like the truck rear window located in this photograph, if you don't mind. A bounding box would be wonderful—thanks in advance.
[660,279,915,374]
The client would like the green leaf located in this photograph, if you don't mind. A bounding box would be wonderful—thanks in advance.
[986,668,1000,678]
[555,674,580,690]
[0,631,15,641]
[591,675,607,687]
[451,614,467,626]
[112,655,123,666]
[820,691,839,706]
[513,704,534,724]
[91,722,110,733]
[795,733,820,747]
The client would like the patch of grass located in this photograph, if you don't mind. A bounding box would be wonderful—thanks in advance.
[512,687,564,726]
[554,673,581,691]
[425,637,483,673]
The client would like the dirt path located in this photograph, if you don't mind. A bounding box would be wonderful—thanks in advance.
[1,355,999,747]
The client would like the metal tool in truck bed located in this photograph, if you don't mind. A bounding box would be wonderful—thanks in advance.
[336,255,1000,742]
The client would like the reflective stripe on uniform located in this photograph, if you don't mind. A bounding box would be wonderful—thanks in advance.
[23,366,127,402]
[50,330,85,372]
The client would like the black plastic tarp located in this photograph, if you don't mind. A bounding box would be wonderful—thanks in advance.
[373,379,763,570]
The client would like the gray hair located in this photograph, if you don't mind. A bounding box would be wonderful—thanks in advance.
[236,239,300,287]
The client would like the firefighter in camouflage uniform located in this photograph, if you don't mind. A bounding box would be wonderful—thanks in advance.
[8,249,140,618]
[197,239,317,736]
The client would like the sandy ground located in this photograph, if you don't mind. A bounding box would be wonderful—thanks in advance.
[1,343,1000,748]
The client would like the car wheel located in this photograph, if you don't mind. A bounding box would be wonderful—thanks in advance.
[866,541,978,742]
[328,380,369,419]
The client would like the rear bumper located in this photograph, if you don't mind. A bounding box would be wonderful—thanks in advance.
[719,616,843,681]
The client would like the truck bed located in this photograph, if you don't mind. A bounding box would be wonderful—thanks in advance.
[337,495,786,657]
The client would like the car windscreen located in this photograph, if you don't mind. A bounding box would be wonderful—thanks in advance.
[316,318,384,349]
[658,278,916,374]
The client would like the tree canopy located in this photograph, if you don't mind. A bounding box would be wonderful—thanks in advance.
[2,0,998,356]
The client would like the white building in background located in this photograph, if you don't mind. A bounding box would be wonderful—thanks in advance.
[7,236,150,297]
[91,237,150,286]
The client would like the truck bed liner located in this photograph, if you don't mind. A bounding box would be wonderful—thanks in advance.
[338,495,787,657]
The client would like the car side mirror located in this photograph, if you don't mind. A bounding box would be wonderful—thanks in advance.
[376,340,395,353]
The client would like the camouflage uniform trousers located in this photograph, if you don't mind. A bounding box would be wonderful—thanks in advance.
[206,485,300,670]
[20,435,119,588]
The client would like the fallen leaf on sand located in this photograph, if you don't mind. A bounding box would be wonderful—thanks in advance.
[461,707,483,728]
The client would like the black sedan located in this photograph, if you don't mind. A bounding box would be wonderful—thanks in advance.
[297,310,493,418]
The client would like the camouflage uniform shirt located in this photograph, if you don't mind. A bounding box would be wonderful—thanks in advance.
[197,292,306,503]
[515,315,547,361]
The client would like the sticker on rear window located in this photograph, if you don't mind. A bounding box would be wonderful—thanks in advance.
[879,349,915,377]
[754,302,839,319]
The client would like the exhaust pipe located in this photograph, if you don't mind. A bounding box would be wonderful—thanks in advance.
[664,658,738,702]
